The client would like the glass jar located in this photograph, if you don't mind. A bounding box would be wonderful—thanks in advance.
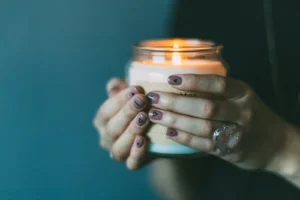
[125,38,228,157]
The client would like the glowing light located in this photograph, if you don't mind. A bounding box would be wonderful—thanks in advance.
[172,52,182,65]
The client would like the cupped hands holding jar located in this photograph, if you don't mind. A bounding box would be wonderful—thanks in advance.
[93,39,300,194]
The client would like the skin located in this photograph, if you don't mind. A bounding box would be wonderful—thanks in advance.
[93,75,300,199]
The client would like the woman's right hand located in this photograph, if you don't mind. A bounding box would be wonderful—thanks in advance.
[93,78,151,170]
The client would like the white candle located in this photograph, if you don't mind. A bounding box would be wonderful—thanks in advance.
[127,39,227,156]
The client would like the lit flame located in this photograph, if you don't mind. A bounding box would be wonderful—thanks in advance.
[172,42,181,65]
[173,43,179,48]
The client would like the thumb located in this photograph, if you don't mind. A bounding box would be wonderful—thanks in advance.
[106,77,127,98]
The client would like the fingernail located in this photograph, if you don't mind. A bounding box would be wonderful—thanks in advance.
[149,109,163,120]
[128,87,143,99]
[168,75,182,85]
[146,92,159,104]
[136,136,144,148]
[167,128,178,137]
[136,113,147,126]
[133,97,145,109]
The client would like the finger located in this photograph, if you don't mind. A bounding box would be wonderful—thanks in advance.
[111,112,149,161]
[126,136,148,171]
[148,108,222,138]
[166,128,213,152]
[147,91,239,122]
[106,94,148,139]
[99,133,114,150]
[106,78,127,98]
[167,74,247,99]
[95,86,144,126]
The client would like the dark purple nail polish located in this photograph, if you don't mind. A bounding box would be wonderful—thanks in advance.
[137,113,147,126]
[149,109,163,120]
[146,92,160,104]
[168,75,182,85]
[133,97,144,109]
[128,87,142,99]
[136,137,144,148]
[167,128,178,137]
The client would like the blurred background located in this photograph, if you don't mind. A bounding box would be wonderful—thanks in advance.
[0,0,173,199]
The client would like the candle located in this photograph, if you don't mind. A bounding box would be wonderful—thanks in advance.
[127,38,228,156]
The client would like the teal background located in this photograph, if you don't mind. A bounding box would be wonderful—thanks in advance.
[0,0,172,199]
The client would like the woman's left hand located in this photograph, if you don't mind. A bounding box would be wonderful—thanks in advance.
[147,74,287,170]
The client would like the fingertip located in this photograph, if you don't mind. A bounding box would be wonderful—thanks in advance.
[167,75,183,86]
[135,136,145,149]
[126,136,148,171]
[132,136,148,156]
[106,78,126,96]
[134,85,145,94]
[127,86,145,99]
[135,111,149,127]
[131,94,149,110]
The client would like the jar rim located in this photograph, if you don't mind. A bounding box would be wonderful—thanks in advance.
[133,38,223,52]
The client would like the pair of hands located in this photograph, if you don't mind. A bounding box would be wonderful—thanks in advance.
[93,74,286,171]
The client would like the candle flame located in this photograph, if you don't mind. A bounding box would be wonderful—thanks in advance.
[173,43,179,48]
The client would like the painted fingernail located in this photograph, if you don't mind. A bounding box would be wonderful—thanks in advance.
[168,75,182,85]
[133,97,145,109]
[167,128,178,137]
[149,109,163,120]
[136,113,147,126]
[128,87,143,99]
[136,136,144,148]
[146,92,160,104]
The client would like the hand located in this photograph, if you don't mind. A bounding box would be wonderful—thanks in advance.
[147,74,287,170]
[93,78,152,170]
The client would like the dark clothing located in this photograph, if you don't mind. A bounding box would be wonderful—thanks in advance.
[170,0,300,199]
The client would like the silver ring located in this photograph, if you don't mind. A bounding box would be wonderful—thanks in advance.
[213,123,245,155]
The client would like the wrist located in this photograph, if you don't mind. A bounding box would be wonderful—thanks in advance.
[266,122,300,180]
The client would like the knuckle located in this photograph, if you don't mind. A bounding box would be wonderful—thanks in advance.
[182,133,193,145]
[166,114,178,127]
[203,100,217,118]
[93,118,100,128]
[112,146,126,161]
[216,76,227,94]
[203,121,213,135]
[105,124,116,139]
[206,142,214,153]
[98,106,109,124]
[163,93,177,110]
[121,105,134,120]
[127,123,141,135]
[99,140,108,149]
